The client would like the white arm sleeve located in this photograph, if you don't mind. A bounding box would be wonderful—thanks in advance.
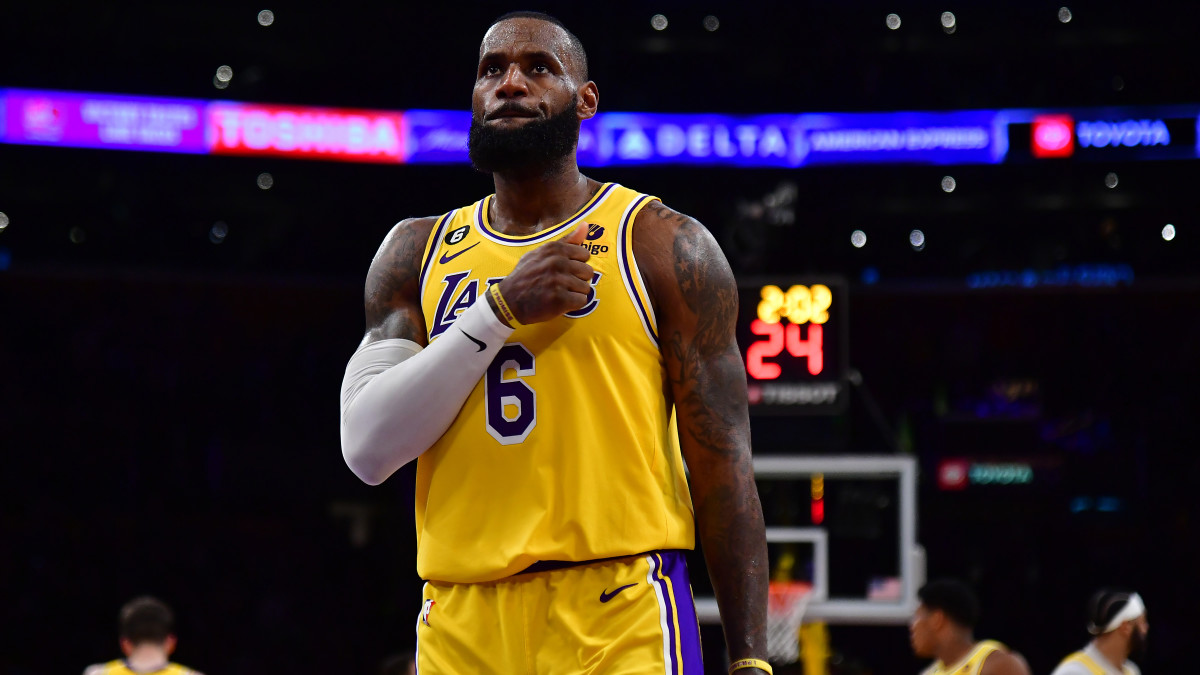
[339,297,514,485]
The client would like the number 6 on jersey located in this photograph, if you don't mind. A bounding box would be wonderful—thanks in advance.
[485,344,536,444]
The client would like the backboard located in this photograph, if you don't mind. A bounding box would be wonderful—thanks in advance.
[695,455,924,625]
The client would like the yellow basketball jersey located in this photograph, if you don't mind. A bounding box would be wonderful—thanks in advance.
[84,660,197,675]
[1057,651,1136,675]
[922,640,1007,675]
[414,182,695,583]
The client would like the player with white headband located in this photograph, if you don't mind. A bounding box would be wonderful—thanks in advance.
[1051,589,1148,675]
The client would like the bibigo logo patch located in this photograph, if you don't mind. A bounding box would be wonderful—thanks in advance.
[580,223,609,257]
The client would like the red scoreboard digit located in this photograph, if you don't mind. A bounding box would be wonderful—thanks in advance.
[736,277,848,414]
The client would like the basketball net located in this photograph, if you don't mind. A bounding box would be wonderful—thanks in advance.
[766,580,812,664]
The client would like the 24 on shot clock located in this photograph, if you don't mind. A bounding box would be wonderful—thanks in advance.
[735,277,848,415]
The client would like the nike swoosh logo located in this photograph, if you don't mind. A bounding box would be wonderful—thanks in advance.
[439,242,479,264]
[599,583,638,603]
[459,328,486,352]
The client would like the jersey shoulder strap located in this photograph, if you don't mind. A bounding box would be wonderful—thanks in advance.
[969,640,1007,675]
[1059,652,1107,675]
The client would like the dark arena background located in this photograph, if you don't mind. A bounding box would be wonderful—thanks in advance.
[2,2,1197,673]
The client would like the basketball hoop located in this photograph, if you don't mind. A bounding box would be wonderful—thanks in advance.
[766,580,812,664]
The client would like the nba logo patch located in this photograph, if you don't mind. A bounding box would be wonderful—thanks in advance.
[421,599,435,626]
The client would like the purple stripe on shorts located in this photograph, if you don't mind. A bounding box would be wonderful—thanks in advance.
[651,553,679,674]
[655,551,704,674]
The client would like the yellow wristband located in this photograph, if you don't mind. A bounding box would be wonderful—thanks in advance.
[729,658,773,675]
[488,283,522,328]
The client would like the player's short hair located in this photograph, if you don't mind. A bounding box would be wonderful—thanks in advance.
[490,11,589,82]
[1086,588,1139,635]
[918,579,980,629]
[119,596,175,645]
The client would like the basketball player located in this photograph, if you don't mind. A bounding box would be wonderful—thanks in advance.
[1050,589,1147,675]
[83,596,203,675]
[338,10,770,675]
[909,579,1030,675]
[338,10,768,672]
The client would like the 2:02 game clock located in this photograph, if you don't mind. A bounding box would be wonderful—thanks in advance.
[735,277,848,415]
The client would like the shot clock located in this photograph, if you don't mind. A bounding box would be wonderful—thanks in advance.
[735,277,848,414]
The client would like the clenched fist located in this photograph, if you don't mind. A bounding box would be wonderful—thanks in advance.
[491,223,593,326]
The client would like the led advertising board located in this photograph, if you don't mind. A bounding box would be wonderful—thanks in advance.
[2,88,1199,168]
[207,102,406,163]
[3,89,207,153]
[1004,105,1200,162]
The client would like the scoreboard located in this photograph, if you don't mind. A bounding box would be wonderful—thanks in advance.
[736,277,848,415]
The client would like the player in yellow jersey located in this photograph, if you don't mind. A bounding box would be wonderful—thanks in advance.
[909,580,1030,675]
[83,596,203,675]
[1050,589,1147,675]
[339,10,770,675]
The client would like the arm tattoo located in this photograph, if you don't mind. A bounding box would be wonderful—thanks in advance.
[666,215,747,457]
[650,204,767,662]
[364,220,432,342]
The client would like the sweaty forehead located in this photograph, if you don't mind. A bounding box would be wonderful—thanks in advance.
[480,19,577,73]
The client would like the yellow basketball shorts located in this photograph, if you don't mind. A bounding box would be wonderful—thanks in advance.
[414,550,703,674]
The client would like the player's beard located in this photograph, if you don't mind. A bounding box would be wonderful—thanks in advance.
[1129,626,1148,659]
[468,95,579,175]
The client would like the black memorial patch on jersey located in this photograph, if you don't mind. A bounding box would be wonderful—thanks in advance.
[444,225,471,246]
